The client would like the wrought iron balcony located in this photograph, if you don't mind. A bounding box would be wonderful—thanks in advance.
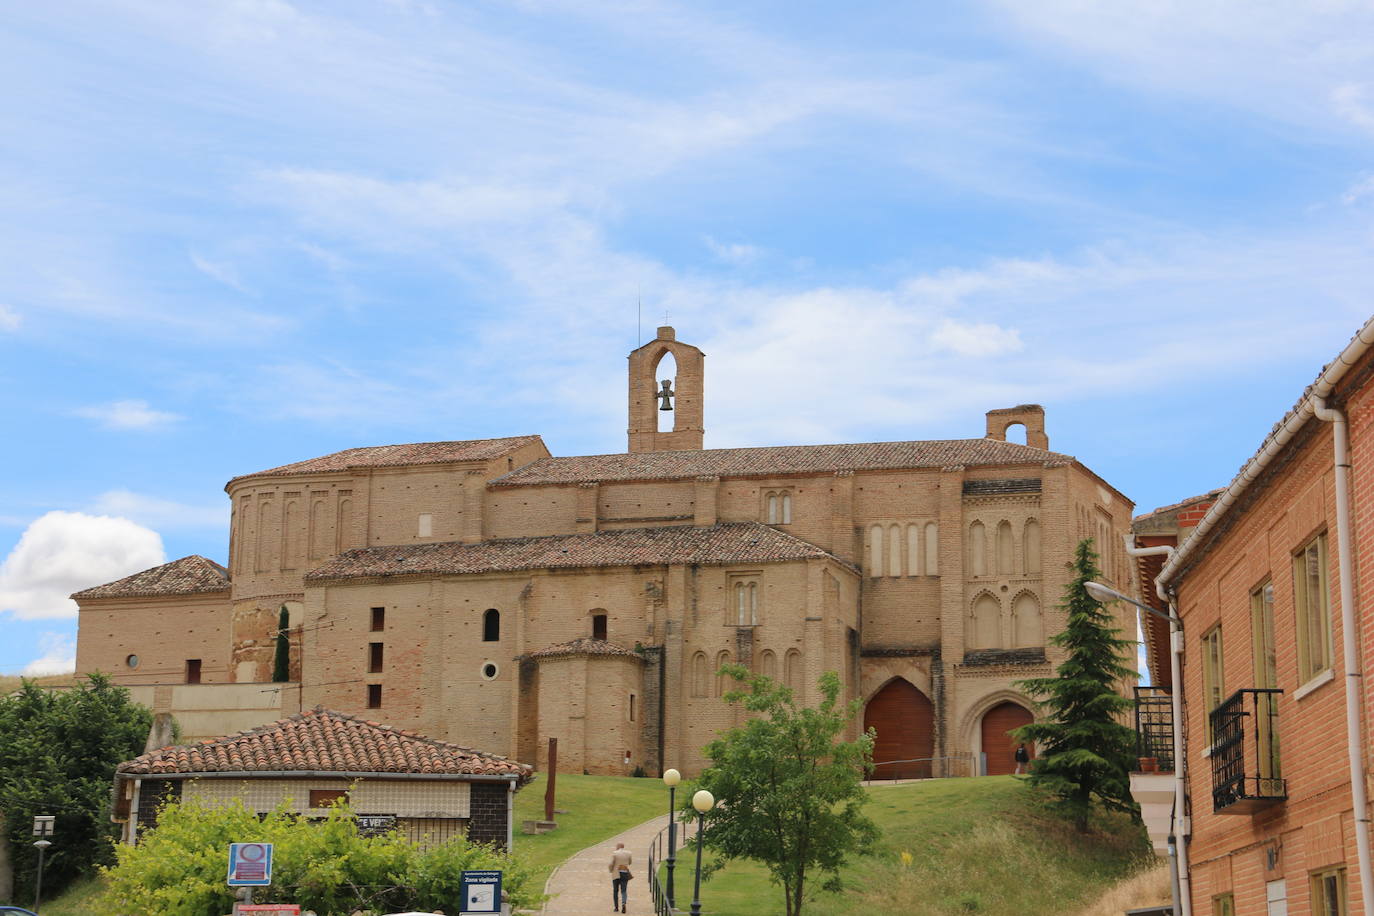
[1210,687,1285,814]
[1133,686,1174,772]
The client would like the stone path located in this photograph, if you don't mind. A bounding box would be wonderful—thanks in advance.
[540,815,700,916]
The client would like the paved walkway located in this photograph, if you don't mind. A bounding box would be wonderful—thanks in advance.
[541,815,699,916]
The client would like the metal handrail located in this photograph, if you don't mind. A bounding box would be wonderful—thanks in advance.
[648,815,698,915]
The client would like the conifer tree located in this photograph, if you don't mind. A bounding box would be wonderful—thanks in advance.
[1014,539,1138,832]
[272,605,291,683]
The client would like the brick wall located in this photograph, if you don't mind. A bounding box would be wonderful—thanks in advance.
[467,781,510,849]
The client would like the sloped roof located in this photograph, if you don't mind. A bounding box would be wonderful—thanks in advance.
[72,555,229,601]
[529,638,645,661]
[227,436,544,486]
[491,438,1073,487]
[307,522,844,582]
[117,707,531,783]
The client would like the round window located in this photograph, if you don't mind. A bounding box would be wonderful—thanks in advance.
[125,654,139,669]
[481,662,498,680]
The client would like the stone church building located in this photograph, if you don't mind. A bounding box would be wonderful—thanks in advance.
[74,327,1135,777]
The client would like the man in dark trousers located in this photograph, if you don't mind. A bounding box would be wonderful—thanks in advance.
[1014,742,1030,775]
[609,841,633,913]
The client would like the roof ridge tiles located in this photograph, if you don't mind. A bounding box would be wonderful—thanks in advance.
[72,553,231,601]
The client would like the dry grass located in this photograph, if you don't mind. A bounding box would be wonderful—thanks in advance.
[1072,860,1172,916]
[0,672,79,694]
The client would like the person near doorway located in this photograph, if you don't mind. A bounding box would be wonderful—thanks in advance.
[609,841,633,913]
[1014,743,1030,775]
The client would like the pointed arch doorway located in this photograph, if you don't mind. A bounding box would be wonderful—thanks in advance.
[980,701,1033,776]
[864,678,934,779]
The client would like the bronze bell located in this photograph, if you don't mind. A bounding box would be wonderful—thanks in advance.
[657,379,675,411]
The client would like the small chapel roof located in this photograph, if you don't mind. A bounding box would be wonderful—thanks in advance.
[72,555,229,601]
[528,638,646,661]
[306,522,846,582]
[117,706,532,783]
[490,438,1073,487]
[227,435,544,487]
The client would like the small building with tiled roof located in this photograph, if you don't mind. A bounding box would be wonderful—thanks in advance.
[73,326,1136,779]
[113,707,530,849]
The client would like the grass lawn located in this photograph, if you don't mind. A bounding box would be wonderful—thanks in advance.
[512,773,669,888]
[670,776,1152,916]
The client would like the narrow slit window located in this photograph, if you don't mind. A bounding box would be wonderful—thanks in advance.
[483,608,500,642]
[629,694,636,722]
[185,659,202,685]
[367,684,382,708]
[371,607,385,632]
[592,613,608,640]
[368,642,383,673]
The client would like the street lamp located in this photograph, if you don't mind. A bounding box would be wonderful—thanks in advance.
[662,768,681,908]
[1084,581,1182,630]
[32,815,55,914]
[689,789,715,916]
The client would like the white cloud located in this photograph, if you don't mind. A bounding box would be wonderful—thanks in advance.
[74,399,182,431]
[24,632,76,676]
[0,511,165,621]
[705,236,764,266]
[190,251,251,295]
[930,318,1023,357]
[0,304,19,331]
[89,490,228,529]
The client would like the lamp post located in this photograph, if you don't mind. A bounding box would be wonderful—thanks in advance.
[689,789,714,916]
[31,814,55,914]
[662,768,681,908]
[1084,581,1181,631]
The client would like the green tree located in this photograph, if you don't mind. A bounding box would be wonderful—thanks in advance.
[0,674,153,900]
[272,605,291,683]
[694,666,878,916]
[1014,539,1138,832]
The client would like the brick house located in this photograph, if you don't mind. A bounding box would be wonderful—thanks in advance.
[76,326,1136,777]
[113,707,531,850]
[1133,315,1374,916]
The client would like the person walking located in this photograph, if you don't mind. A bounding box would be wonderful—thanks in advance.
[608,841,633,913]
[1014,742,1030,775]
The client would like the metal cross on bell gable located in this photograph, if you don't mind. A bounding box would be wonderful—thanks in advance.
[657,379,675,411]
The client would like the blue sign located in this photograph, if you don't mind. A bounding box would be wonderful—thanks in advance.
[227,842,274,886]
[460,869,502,915]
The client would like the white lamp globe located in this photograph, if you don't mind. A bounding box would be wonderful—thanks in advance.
[663,768,681,787]
[692,789,715,813]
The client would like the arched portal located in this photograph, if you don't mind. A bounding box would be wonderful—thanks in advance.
[864,679,934,780]
[980,701,1033,776]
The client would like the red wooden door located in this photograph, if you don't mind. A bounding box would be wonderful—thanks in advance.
[864,679,934,779]
[981,702,1033,776]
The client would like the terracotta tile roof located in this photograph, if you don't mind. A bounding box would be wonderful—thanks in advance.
[490,438,1073,487]
[1133,488,1225,525]
[228,436,544,486]
[529,638,646,661]
[72,555,229,600]
[117,707,531,783]
[306,522,843,582]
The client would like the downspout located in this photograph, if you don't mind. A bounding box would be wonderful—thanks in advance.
[1314,396,1374,916]
[1123,538,1192,916]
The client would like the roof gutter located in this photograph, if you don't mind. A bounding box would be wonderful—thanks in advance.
[1157,315,1374,589]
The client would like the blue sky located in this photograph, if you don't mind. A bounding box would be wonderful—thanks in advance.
[2,0,1373,677]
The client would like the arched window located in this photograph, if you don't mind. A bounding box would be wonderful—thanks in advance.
[997,521,1014,576]
[309,498,328,560]
[748,582,758,625]
[656,351,678,433]
[924,522,939,575]
[592,613,607,641]
[483,609,500,642]
[969,521,987,577]
[1013,592,1043,647]
[1023,519,1041,577]
[256,500,275,572]
[869,525,884,577]
[735,582,747,625]
[969,594,1001,649]
[691,652,708,697]
[888,524,902,577]
[715,650,731,697]
[767,494,779,524]
[781,493,792,524]
[784,649,803,694]
[759,649,777,680]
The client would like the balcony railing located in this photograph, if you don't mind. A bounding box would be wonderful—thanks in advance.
[1134,686,1174,772]
[1210,687,1285,814]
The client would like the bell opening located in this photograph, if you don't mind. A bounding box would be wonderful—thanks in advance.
[656,350,678,432]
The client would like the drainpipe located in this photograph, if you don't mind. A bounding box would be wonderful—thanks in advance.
[1313,397,1374,916]
[1123,537,1192,916]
